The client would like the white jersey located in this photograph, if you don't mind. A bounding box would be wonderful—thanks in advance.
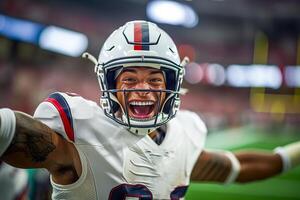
[34,92,207,200]
[0,162,28,200]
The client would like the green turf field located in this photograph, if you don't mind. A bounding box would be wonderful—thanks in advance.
[186,125,300,200]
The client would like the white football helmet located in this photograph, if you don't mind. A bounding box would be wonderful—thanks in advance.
[83,20,188,135]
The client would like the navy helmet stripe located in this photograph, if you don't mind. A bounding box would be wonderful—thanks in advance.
[141,22,149,50]
[134,22,150,51]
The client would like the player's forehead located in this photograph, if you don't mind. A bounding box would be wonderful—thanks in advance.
[120,67,163,75]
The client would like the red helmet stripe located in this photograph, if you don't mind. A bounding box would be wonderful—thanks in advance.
[134,22,142,50]
[134,22,149,50]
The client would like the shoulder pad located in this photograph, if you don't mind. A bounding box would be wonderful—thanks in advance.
[46,92,98,120]
[176,110,207,147]
[34,92,100,142]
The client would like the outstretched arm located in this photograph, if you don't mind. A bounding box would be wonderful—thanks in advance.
[0,109,81,185]
[191,145,299,183]
[2,111,57,167]
[234,151,282,182]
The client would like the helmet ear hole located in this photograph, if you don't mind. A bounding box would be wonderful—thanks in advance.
[106,66,122,90]
[111,101,120,113]
[162,96,173,114]
[161,67,176,91]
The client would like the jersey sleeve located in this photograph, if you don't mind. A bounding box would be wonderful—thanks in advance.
[33,93,73,142]
[185,111,207,149]
[177,110,208,180]
[187,111,207,178]
[33,92,97,142]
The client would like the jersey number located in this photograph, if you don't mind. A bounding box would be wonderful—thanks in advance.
[109,184,188,200]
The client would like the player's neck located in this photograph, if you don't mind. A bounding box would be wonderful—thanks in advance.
[148,125,166,145]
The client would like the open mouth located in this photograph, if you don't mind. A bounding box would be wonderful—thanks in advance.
[128,101,156,119]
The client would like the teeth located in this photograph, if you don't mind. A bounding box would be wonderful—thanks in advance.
[129,101,154,106]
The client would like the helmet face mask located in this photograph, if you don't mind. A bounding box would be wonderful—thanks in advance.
[86,20,186,136]
[104,88,178,135]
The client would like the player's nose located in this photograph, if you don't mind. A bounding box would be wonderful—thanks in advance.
[135,82,151,96]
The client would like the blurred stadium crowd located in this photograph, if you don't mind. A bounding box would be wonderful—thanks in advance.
[0,0,300,199]
[1,0,299,130]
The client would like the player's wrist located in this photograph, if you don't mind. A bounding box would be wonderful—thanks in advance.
[224,151,241,184]
[274,142,300,172]
[0,108,16,157]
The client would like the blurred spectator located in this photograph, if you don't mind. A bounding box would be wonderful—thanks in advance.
[0,162,28,200]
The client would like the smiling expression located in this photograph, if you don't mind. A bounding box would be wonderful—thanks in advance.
[116,67,166,120]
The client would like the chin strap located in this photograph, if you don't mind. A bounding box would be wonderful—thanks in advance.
[180,56,190,68]
[179,88,189,95]
[82,52,104,76]
[82,52,106,93]
[82,52,98,65]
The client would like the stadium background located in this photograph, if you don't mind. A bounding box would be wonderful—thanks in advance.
[0,0,300,199]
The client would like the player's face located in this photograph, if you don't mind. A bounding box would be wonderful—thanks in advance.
[116,67,166,120]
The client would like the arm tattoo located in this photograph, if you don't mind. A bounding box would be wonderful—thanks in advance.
[199,153,230,181]
[4,112,56,162]
[191,151,231,182]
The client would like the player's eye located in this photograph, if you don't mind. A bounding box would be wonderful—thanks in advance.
[149,78,163,84]
[122,77,137,83]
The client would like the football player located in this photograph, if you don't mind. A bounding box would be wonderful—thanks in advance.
[1,20,300,200]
